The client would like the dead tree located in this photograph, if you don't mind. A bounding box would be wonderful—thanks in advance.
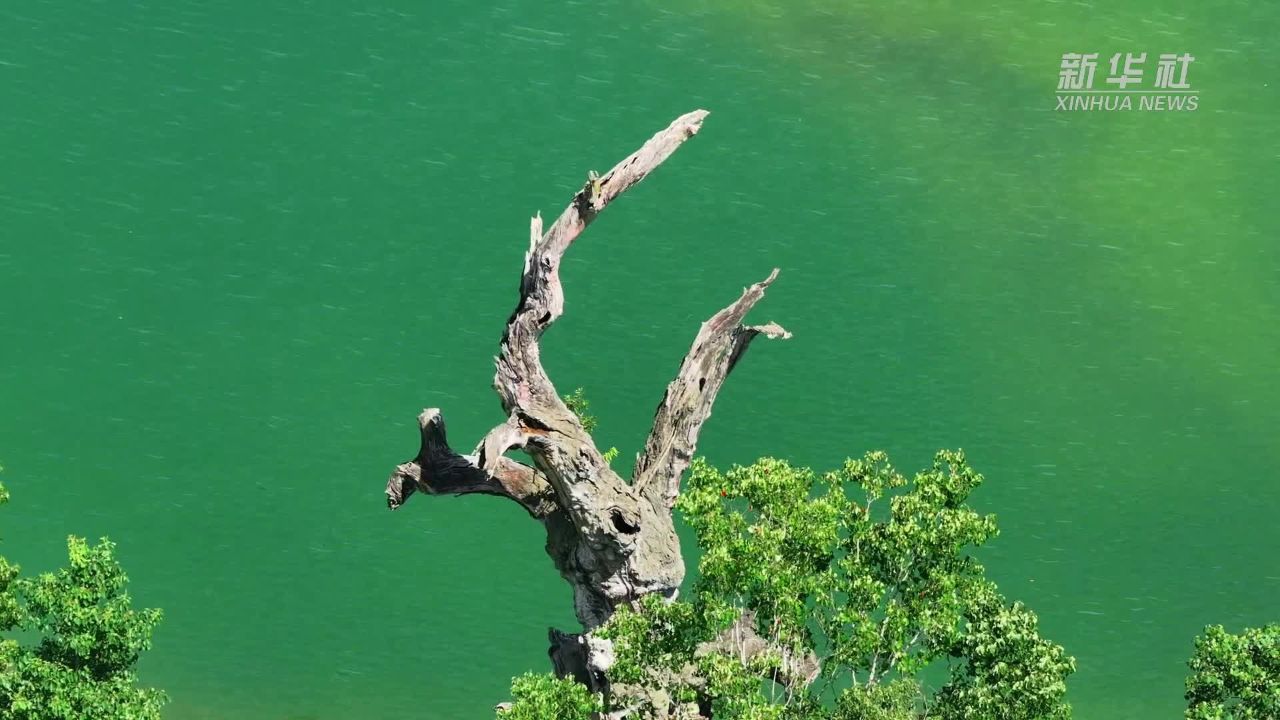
[383,109,790,701]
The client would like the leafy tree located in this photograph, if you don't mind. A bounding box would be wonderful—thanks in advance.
[501,672,603,720]
[1184,623,1279,720]
[502,448,1075,719]
[0,477,166,720]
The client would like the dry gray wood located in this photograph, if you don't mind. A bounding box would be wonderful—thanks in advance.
[633,272,791,511]
[384,110,790,711]
[385,409,558,519]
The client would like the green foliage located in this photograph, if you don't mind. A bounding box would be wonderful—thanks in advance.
[0,479,166,720]
[562,388,620,466]
[500,672,602,720]
[1184,623,1279,719]
[599,593,709,687]
[591,449,1075,719]
[932,582,1074,720]
[0,481,18,637]
[832,679,920,720]
[562,388,600,434]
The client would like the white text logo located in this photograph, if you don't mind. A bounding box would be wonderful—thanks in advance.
[1056,52,1198,111]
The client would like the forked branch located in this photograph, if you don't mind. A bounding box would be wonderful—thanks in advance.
[384,109,789,638]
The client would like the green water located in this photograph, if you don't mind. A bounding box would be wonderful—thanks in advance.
[2,1,1276,718]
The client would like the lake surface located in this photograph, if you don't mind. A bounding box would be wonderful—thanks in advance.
[2,1,1276,718]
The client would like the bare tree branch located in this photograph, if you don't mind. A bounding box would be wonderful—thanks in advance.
[634,272,791,510]
[494,109,711,418]
[385,409,558,519]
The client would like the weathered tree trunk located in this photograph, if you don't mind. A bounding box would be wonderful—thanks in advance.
[384,110,789,702]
